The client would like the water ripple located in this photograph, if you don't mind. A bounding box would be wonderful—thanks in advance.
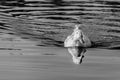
[0,0,120,48]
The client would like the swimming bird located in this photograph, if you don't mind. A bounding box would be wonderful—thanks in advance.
[64,24,91,64]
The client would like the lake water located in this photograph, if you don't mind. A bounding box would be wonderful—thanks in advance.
[0,0,120,47]
[0,1,120,80]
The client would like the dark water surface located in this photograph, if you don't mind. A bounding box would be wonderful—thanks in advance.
[0,0,120,47]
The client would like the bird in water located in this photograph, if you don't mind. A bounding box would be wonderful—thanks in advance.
[64,24,91,64]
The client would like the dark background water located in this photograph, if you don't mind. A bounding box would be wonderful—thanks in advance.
[0,0,120,48]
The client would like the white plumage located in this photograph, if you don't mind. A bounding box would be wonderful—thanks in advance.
[64,25,91,48]
[64,25,91,64]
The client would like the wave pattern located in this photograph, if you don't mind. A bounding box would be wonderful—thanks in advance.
[0,0,120,48]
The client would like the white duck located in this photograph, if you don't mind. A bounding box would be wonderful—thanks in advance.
[64,24,91,64]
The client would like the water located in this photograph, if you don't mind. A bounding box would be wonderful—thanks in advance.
[0,0,120,47]
[0,1,120,80]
